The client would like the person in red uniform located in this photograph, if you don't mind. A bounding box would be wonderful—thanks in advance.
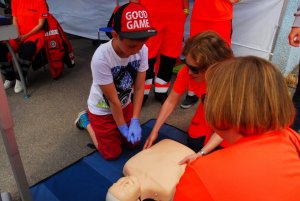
[0,0,48,93]
[143,32,233,154]
[136,0,189,104]
[181,0,240,109]
[174,56,300,201]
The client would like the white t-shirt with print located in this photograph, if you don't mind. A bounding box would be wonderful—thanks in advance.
[87,40,148,115]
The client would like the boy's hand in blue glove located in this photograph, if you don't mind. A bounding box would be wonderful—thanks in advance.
[128,118,142,144]
[118,124,130,142]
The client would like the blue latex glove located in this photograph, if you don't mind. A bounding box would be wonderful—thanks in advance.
[118,124,130,142]
[128,118,142,144]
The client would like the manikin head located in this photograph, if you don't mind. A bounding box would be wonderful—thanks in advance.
[106,176,141,201]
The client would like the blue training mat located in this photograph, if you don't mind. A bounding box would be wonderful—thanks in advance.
[30,119,188,201]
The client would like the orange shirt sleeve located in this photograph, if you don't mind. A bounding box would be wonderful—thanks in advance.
[173,164,214,201]
[11,0,17,17]
[38,0,48,19]
[173,66,189,95]
[287,128,300,154]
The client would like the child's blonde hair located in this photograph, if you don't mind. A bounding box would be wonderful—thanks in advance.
[183,31,233,72]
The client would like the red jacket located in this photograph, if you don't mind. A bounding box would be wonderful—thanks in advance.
[44,13,75,79]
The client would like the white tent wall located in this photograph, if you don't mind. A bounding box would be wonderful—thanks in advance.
[271,0,300,74]
[46,0,192,40]
[231,0,284,59]
[46,0,126,40]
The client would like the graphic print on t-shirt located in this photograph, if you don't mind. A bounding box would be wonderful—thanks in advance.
[97,60,140,108]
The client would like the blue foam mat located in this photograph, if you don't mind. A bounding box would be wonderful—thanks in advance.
[30,119,187,201]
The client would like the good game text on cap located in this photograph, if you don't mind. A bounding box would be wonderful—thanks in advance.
[125,11,150,30]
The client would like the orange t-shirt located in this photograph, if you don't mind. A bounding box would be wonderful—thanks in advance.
[140,0,183,14]
[174,128,300,201]
[12,0,48,35]
[173,66,206,98]
[173,66,216,143]
[191,0,233,21]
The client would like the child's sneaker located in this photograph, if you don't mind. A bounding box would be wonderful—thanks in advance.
[3,80,14,89]
[14,80,23,93]
[180,94,199,109]
[74,110,90,130]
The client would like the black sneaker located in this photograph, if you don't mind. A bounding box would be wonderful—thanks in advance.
[180,95,199,109]
[154,92,168,105]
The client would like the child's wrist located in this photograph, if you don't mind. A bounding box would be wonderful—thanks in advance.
[198,149,206,157]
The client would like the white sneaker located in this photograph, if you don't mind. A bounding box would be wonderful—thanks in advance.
[14,80,23,93]
[3,80,14,89]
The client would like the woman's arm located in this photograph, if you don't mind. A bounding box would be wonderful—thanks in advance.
[289,4,300,47]
[228,0,241,3]
[12,16,19,35]
[143,90,182,149]
[179,133,223,164]
[199,132,223,155]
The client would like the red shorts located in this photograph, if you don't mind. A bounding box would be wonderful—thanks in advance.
[88,103,137,160]
[190,20,232,45]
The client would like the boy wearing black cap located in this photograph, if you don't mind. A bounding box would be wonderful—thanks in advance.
[75,2,157,160]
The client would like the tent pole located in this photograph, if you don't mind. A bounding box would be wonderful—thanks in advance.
[0,76,32,201]
[269,0,289,61]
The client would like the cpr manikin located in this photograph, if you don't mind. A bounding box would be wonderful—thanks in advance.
[106,139,195,201]
[106,176,141,201]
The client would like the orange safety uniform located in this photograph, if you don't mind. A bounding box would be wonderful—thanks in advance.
[10,0,48,52]
[43,13,75,79]
[190,0,233,45]
[140,0,185,58]
[0,0,48,81]
[141,0,186,96]
[174,128,300,201]
[173,66,229,147]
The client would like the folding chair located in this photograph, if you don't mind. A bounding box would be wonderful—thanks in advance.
[97,0,120,44]
[0,23,30,98]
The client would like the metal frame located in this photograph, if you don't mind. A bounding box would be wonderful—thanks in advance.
[0,24,30,98]
[0,75,32,201]
[269,0,289,61]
